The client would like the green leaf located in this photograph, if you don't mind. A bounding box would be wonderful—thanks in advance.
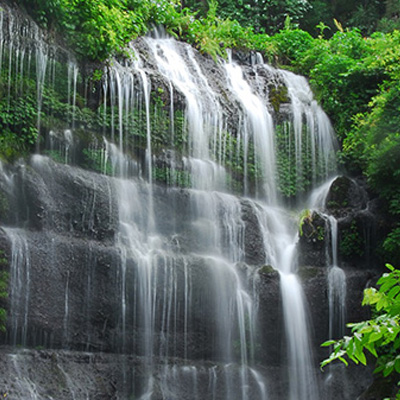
[386,263,395,272]
[368,330,383,343]
[383,361,395,377]
[338,356,349,367]
[321,339,336,347]
[365,342,378,357]
[355,349,367,365]
[395,357,400,374]
[388,285,400,300]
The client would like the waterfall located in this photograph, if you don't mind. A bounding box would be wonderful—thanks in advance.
[4,228,31,347]
[307,180,350,399]
[0,8,367,399]
[0,3,78,153]
[326,216,347,340]
[224,52,276,201]
[309,181,347,340]
[252,202,319,399]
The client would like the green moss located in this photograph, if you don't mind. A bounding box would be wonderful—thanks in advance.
[297,266,321,280]
[258,265,277,274]
[269,85,289,113]
[298,210,325,240]
[299,208,312,236]
[316,225,325,241]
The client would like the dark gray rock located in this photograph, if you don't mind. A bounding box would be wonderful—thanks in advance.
[326,176,368,219]
[298,211,328,267]
[241,200,266,265]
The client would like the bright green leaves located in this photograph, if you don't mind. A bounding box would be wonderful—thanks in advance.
[215,0,311,35]
[265,28,314,65]
[293,28,400,267]
[321,264,400,396]
[16,0,187,61]
[60,0,146,60]
[376,266,400,317]
[180,0,257,59]
[0,91,39,161]
[384,228,400,266]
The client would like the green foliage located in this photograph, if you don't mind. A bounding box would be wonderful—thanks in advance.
[268,28,400,265]
[376,0,400,32]
[339,221,364,258]
[82,148,113,175]
[0,71,39,160]
[0,271,8,300]
[14,0,311,62]
[321,264,400,396]
[275,120,335,199]
[298,209,312,236]
[265,28,314,65]
[296,29,379,141]
[16,0,180,61]
[215,0,311,34]
[152,167,191,187]
[337,30,400,263]
[181,0,255,59]
[383,228,400,266]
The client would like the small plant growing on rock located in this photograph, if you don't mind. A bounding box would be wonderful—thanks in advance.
[299,209,312,236]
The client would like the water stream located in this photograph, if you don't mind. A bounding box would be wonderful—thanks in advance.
[0,9,353,399]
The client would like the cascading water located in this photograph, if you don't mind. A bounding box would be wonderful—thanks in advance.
[326,216,347,340]
[309,180,347,340]
[224,51,276,200]
[307,179,350,398]
[4,228,31,347]
[0,7,375,399]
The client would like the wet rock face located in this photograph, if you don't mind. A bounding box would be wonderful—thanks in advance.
[0,344,373,400]
[256,266,374,365]
[19,158,118,242]
[326,176,368,219]
[298,176,383,268]
[0,157,272,362]
[328,176,382,267]
[298,211,328,267]
[241,200,266,265]
[0,231,121,352]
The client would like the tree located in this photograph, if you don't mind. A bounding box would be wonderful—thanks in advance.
[321,264,400,398]
[214,0,311,34]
